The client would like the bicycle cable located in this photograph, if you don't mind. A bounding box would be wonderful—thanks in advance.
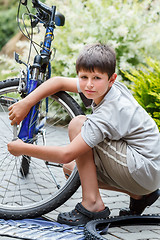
[17,0,43,63]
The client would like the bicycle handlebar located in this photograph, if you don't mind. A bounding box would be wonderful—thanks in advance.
[20,0,65,27]
[32,0,53,16]
[21,0,52,15]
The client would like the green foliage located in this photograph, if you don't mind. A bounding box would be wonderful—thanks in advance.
[0,7,18,49]
[47,0,160,79]
[122,58,160,130]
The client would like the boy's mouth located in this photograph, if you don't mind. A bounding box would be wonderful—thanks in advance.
[85,90,96,94]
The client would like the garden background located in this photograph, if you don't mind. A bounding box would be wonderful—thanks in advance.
[0,0,160,129]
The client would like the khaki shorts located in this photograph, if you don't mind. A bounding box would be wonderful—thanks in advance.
[93,138,151,195]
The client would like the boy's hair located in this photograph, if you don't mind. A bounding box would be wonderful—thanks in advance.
[76,43,116,78]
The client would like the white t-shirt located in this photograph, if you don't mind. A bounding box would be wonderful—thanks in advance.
[77,80,160,191]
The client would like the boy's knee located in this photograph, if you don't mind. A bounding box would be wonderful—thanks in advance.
[68,115,87,140]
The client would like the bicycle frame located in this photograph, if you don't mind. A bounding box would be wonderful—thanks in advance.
[0,0,83,220]
[17,1,60,143]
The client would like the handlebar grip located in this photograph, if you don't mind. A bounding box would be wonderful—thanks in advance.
[55,12,65,26]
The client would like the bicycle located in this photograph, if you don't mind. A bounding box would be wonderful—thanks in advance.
[0,0,83,220]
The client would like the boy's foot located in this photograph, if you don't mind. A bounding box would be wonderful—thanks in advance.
[57,202,110,226]
[119,189,160,216]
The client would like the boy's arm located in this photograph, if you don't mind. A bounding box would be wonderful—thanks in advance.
[9,77,78,125]
[7,133,91,164]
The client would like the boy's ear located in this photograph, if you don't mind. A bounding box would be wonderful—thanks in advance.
[109,73,117,87]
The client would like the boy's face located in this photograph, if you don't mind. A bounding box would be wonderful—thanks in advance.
[78,69,117,105]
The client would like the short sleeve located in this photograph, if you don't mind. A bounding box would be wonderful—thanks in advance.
[81,111,121,148]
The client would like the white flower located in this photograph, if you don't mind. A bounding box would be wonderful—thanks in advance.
[116,25,129,38]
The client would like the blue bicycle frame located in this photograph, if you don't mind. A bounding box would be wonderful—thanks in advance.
[18,16,54,143]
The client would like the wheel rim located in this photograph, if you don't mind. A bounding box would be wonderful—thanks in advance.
[0,85,80,217]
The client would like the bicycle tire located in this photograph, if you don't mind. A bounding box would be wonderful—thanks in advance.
[0,77,83,220]
[84,214,160,240]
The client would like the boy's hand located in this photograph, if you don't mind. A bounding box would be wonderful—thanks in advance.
[7,139,25,156]
[8,99,31,125]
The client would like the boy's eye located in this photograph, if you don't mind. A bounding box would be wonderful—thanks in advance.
[81,76,88,79]
[94,76,101,80]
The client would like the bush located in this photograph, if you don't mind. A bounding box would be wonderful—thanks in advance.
[122,58,160,130]
[0,7,18,49]
[47,0,160,79]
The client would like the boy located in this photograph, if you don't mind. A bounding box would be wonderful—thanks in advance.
[8,43,160,226]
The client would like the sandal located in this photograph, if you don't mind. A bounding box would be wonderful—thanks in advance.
[119,189,160,216]
[57,203,110,226]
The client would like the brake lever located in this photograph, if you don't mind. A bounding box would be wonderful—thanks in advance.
[31,17,39,28]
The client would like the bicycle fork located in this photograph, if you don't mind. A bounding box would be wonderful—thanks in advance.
[18,64,40,143]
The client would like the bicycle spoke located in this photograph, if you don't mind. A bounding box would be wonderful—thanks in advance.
[0,115,12,134]
[13,157,23,206]
[26,159,44,201]
[28,157,62,188]
[1,155,17,204]
[0,101,11,117]
[0,84,81,219]
[0,136,11,145]
[29,108,40,129]
[28,99,56,129]
[19,151,63,194]
[0,151,12,169]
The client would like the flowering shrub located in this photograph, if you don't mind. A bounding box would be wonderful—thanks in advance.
[47,0,160,79]
[1,0,160,78]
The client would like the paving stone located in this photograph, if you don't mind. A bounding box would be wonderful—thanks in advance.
[122,225,160,232]
[110,230,160,240]
[106,234,123,240]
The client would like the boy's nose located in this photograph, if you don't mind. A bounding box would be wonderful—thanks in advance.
[87,79,94,88]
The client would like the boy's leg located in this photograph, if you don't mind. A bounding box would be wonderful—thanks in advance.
[58,115,110,226]
[67,115,105,212]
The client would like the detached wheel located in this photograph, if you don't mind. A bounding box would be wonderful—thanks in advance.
[84,215,160,239]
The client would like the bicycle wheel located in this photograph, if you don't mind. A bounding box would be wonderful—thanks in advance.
[0,77,83,220]
[84,215,160,240]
